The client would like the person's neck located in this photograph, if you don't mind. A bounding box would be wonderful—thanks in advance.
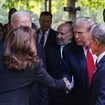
[83,41,89,47]
[97,46,105,56]
[41,28,50,32]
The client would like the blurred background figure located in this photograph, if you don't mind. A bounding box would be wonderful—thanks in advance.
[103,9,105,22]
[4,8,17,38]
[0,23,4,41]
[32,22,38,34]
[37,11,57,48]
[65,21,73,25]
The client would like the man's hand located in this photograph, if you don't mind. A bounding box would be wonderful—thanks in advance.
[63,76,74,91]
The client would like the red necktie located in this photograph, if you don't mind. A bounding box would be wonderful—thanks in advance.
[86,46,95,85]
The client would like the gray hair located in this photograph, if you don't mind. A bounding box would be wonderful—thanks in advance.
[92,23,105,44]
[58,22,73,32]
[73,17,95,32]
[11,11,32,28]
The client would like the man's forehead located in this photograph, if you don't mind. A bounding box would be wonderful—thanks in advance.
[74,24,89,30]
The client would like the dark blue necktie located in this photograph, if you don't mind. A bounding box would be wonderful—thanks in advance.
[40,31,45,47]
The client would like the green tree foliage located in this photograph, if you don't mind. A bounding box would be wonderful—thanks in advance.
[76,0,105,23]
[0,0,105,24]
[76,0,105,13]
[2,0,105,14]
[3,0,42,10]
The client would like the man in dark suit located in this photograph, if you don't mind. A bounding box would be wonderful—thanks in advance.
[37,11,57,105]
[45,22,73,105]
[37,11,57,48]
[63,17,97,105]
[89,23,105,105]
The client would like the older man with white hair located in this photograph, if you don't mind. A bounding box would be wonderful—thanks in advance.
[11,11,32,28]
[89,23,105,105]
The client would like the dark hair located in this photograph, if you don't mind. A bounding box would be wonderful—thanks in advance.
[65,21,73,25]
[8,8,17,22]
[32,22,38,32]
[0,23,4,40]
[40,11,52,19]
[103,9,105,13]
[4,26,38,71]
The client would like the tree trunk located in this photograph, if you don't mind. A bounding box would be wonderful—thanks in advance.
[68,0,76,21]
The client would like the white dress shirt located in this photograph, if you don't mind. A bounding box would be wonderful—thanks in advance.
[83,47,97,64]
[60,45,64,59]
[96,51,105,64]
[38,29,50,47]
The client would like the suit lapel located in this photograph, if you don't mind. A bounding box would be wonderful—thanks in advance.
[73,45,89,86]
[93,55,105,75]
[75,46,87,73]
[45,29,56,47]
[90,55,105,89]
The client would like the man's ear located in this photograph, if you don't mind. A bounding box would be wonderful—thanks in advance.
[95,39,100,45]
[95,39,100,46]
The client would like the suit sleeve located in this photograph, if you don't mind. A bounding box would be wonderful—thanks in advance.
[33,60,65,90]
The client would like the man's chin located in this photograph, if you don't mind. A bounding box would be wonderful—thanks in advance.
[76,42,83,46]
[57,42,63,46]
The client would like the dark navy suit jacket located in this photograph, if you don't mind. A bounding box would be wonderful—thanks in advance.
[0,41,65,105]
[89,55,105,105]
[63,42,89,105]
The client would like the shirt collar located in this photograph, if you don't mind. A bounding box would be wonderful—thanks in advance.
[40,29,50,35]
[97,51,105,64]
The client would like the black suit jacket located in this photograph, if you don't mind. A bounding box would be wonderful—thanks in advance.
[44,28,57,48]
[89,55,105,105]
[45,43,63,78]
[0,42,65,105]
[36,28,57,105]
[45,42,75,105]
[63,43,89,105]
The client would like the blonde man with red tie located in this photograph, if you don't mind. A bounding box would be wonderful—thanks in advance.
[63,17,97,105]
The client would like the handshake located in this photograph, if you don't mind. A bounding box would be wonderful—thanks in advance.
[63,76,74,93]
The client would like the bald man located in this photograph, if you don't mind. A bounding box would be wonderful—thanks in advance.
[46,22,73,105]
